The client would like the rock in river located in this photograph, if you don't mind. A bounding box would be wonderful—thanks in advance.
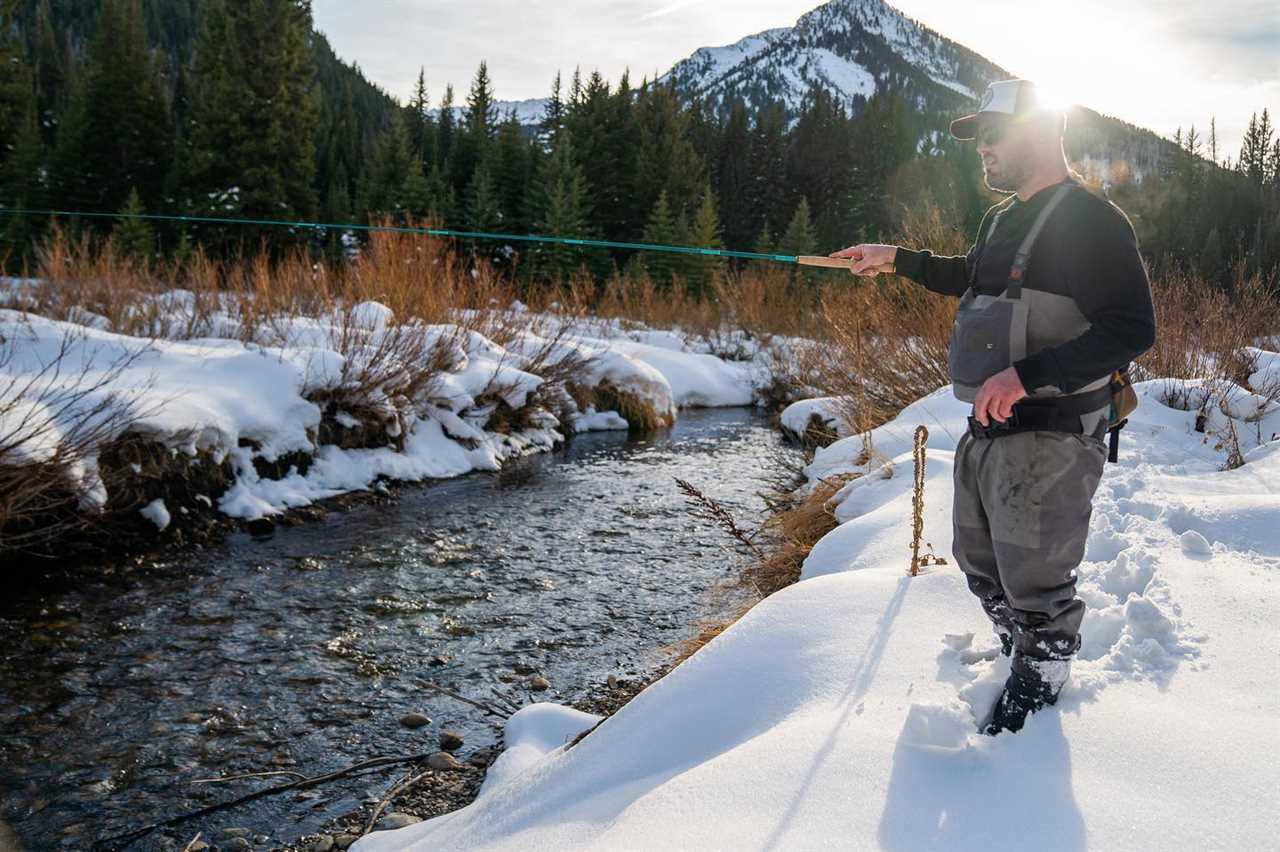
[427,750,464,771]
[399,712,431,729]
[375,812,422,831]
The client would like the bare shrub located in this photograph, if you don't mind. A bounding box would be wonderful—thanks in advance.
[0,326,149,556]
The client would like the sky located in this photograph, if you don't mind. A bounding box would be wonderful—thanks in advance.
[312,0,1279,158]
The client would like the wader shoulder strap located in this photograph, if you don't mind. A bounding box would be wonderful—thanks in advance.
[966,195,1018,288]
[1006,183,1074,300]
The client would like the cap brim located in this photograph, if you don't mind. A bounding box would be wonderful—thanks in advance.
[950,113,979,140]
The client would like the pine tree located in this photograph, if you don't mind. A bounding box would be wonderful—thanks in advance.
[365,110,417,218]
[530,130,588,282]
[684,183,723,295]
[1185,125,1201,160]
[0,104,42,261]
[325,161,352,222]
[845,90,914,243]
[568,67,583,110]
[113,186,154,262]
[407,68,431,160]
[1199,226,1222,280]
[185,0,319,249]
[540,71,565,145]
[640,189,679,287]
[463,60,498,140]
[717,100,754,251]
[747,102,788,243]
[451,61,497,199]
[423,161,455,224]
[1238,111,1269,186]
[493,111,530,233]
[635,81,704,231]
[51,0,170,216]
[0,0,34,179]
[463,160,501,247]
[566,70,621,241]
[401,166,431,220]
[436,83,456,173]
[779,197,818,281]
[604,70,641,243]
[753,220,776,256]
[1208,116,1218,166]
[31,0,65,146]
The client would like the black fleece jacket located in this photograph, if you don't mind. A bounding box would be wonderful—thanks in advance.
[893,177,1156,395]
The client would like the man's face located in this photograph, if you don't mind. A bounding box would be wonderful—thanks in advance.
[975,117,1034,193]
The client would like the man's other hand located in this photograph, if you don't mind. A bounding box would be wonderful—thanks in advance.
[830,243,898,276]
[974,367,1028,426]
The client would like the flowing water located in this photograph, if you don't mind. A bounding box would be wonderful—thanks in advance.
[0,408,799,850]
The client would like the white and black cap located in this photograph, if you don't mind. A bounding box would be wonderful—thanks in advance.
[950,79,1057,140]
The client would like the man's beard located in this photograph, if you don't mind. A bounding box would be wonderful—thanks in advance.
[983,160,1027,193]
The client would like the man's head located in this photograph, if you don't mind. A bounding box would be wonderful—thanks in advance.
[951,80,1067,194]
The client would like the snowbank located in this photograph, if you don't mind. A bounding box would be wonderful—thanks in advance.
[779,395,850,443]
[1,300,784,525]
[355,379,1280,851]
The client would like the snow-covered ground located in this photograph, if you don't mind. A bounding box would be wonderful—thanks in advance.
[355,378,1280,851]
[0,300,785,525]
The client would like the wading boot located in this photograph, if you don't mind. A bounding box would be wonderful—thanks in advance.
[983,657,1068,736]
[996,626,1014,658]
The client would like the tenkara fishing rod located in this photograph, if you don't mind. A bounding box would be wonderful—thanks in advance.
[0,207,865,272]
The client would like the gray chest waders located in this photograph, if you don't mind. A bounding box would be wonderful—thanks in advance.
[948,184,1115,452]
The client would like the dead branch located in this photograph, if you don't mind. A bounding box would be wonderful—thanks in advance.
[674,477,765,560]
[90,751,437,852]
[362,768,434,836]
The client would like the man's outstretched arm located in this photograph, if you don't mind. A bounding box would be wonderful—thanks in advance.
[831,206,996,297]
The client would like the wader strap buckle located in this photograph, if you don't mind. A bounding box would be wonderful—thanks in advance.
[1005,184,1073,300]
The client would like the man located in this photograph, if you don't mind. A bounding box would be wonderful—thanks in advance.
[831,79,1156,735]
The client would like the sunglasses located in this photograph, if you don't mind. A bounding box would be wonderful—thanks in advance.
[975,121,1011,146]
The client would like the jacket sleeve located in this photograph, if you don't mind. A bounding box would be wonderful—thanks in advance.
[1012,205,1157,394]
[894,205,997,298]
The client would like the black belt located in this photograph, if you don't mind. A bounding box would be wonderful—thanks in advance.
[967,385,1111,440]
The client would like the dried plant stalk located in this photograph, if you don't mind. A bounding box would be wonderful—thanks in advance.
[909,424,946,576]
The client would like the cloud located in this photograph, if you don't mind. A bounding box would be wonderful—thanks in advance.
[640,0,707,20]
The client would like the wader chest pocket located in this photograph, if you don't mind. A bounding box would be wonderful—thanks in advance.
[949,297,1014,388]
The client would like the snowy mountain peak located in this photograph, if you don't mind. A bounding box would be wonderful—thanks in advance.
[661,0,1006,117]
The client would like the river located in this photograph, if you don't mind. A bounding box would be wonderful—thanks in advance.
[0,407,799,850]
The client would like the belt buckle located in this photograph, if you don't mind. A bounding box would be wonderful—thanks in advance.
[968,415,995,439]
[968,407,1019,439]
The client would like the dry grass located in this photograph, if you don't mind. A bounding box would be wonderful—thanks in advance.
[1142,262,1280,396]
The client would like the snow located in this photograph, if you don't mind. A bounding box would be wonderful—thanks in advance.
[779,395,849,441]
[808,47,877,98]
[1,299,785,522]
[663,0,987,118]
[355,378,1280,852]
[138,498,170,531]
[569,408,628,433]
[609,340,755,408]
